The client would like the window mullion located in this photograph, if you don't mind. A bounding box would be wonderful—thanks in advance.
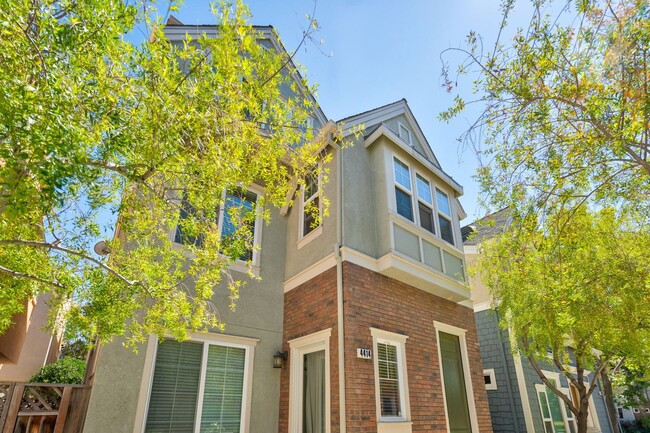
[194,342,209,433]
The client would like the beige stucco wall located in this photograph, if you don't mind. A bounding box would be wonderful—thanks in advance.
[85,205,288,433]
[0,294,59,382]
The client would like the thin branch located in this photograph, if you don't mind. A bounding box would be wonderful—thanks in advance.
[0,264,66,290]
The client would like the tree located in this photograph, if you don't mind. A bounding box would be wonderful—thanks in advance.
[441,0,650,222]
[474,206,650,433]
[0,0,333,345]
[443,1,650,430]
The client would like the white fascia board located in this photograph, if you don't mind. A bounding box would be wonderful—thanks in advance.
[365,124,464,195]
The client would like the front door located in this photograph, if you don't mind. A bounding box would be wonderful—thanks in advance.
[439,332,472,433]
[303,350,325,433]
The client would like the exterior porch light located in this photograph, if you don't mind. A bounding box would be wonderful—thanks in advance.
[273,351,287,368]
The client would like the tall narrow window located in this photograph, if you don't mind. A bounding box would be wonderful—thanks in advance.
[416,174,434,233]
[436,188,454,244]
[371,328,409,423]
[302,166,321,237]
[398,123,412,145]
[393,158,413,221]
[536,381,567,433]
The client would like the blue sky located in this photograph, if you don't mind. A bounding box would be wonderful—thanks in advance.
[171,1,535,223]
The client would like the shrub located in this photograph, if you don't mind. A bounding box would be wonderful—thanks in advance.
[30,357,86,384]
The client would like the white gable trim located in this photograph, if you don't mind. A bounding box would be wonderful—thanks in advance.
[364,124,463,195]
[339,100,440,168]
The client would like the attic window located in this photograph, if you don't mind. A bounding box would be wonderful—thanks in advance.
[398,123,412,145]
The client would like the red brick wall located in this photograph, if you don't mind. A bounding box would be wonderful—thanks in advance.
[342,262,493,433]
[279,265,340,433]
[278,262,493,433]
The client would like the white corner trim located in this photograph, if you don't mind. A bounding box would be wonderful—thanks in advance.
[513,353,536,433]
[288,327,333,346]
[283,253,337,292]
[340,247,379,272]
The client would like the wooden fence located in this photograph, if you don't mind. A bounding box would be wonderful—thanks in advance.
[0,383,91,433]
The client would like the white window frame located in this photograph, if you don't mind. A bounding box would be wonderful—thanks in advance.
[370,328,411,427]
[135,332,258,433]
[288,328,332,433]
[534,370,601,433]
[299,160,324,246]
[393,156,414,223]
[433,321,479,433]
[391,154,459,246]
[484,368,497,391]
[435,188,454,245]
[173,185,264,267]
[398,122,412,145]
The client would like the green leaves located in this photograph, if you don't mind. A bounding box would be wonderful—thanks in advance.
[0,0,331,346]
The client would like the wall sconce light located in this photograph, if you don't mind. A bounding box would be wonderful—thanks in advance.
[273,351,287,368]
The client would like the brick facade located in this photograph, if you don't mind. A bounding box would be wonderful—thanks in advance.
[279,261,494,433]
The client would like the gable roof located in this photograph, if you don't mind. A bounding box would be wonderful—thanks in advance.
[338,99,441,168]
[162,16,328,127]
[461,208,511,246]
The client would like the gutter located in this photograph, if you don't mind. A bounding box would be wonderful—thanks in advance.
[335,134,347,433]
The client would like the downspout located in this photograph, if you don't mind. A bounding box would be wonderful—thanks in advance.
[335,137,347,433]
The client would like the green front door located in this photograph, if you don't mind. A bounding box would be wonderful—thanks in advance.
[439,332,472,433]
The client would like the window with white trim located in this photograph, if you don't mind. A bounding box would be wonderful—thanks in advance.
[415,174,435,234]
[145,338,254,433]
[483,369,497,390]
[175,188,260,263]
[398,122,412,145]
[301,162,322,237]
[436,188,454,245]
[393,157,413,222]
[370,328,410,422]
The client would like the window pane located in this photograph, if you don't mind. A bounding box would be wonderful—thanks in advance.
[393,159,411,191]
[175,197,204,247]
[303,196,320,236]
[377,343,401,417]
[416,175,432,205]
[200,345,246,433]
[419,203,434,233]
[304,171,319,200]
[436,189,451,215]
[439,216,454,244]
[146,340,203,433]
[222,189,257,261]
[545,387,567,433]
[395,188,413,221]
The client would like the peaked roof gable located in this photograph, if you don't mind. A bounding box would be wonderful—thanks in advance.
[162,16,328,126]
[338,99,441,169]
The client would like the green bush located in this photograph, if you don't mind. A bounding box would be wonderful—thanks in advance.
[29,357,86,384]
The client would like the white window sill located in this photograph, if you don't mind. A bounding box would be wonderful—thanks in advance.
[377,421,413,433]
[297,225,323,250]
[171,242,260,277]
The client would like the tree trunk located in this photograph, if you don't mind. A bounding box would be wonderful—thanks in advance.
[600,372,622,433]
[577,402,590,433]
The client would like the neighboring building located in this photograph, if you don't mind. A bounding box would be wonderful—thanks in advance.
[84,20,492,433]
[463,210,613,433]
[0,294,61,381]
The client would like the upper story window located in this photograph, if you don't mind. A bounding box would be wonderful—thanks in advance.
[393,156,457,245]
[175,188,259,263]
[436,189,454,245]
[398,122,412,145]
[301,161,323,238]
[393,158,413,221]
